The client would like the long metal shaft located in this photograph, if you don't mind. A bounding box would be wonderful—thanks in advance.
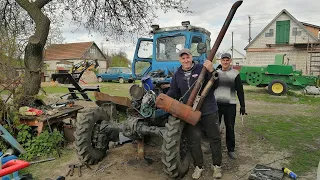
[186,0,243,108]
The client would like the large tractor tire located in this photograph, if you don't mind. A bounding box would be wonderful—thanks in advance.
[161,116,190,179]
[268,80,287,96]
[74,107,110,164]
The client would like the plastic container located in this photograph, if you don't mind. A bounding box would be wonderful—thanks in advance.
[141,76,154,91]
[282,167,297,179]
[0,153,20,180]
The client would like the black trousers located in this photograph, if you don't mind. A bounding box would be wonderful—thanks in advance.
[218,104,236,152]
[186,111,222,167]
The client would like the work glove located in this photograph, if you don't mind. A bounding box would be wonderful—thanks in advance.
[240,106,247,115]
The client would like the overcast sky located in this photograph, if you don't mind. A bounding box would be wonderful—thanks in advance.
[62,0,320,61]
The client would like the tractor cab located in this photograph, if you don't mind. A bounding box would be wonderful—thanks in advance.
[132,21,211,87]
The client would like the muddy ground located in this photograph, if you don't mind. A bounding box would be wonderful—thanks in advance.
[26,86,318,180]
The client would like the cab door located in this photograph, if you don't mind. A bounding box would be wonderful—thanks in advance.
[132,38,153,79]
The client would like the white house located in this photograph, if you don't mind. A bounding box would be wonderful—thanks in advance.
[244,9,320,75]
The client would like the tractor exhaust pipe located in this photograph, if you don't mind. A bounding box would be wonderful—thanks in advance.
[186,0,243,107]
[156,0,243,125]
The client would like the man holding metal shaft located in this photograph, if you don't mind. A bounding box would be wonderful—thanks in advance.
[215,52,246,159]
[166,49,222,179]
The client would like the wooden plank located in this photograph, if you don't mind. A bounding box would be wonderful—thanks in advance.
[38,105,83,122]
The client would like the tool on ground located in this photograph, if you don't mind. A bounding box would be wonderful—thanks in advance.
[30,158,56,165]
[66,164,84,177]
[156,0,243,126]
[254,168,271,171]
[249,164,284,180]
[282,167,297,179]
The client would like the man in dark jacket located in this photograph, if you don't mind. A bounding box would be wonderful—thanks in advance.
[215,52,246,160]
[166,49,222,179]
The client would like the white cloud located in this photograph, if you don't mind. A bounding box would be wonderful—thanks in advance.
[62,0,320,60]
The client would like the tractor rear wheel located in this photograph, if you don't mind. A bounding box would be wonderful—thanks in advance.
[74,107,110,164]
[268,80,287,96]
[161,116,190,179]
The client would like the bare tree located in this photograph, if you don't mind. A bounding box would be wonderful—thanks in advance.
[0,0,189,105]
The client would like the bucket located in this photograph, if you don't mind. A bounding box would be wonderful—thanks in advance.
[141,76,154,91]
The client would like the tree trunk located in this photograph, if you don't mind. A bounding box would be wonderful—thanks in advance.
[21,36,43,105]
[15,0,51,106]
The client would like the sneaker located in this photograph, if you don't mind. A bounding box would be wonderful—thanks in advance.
[227,151,237,159]
[192,166,204,179]
[212,165,222,179]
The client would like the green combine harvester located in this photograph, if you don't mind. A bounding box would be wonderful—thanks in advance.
[239,54,320,95]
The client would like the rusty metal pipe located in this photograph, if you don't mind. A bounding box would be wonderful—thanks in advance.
[155,93,201,126]
[194,71,219,111]
[186,0,243,109]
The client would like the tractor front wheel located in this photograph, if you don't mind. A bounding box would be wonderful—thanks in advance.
[161,116,190,179]
[268,80,287,96]
[74,107,110,164]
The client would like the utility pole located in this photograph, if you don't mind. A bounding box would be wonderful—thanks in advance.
[232,32,234,58]
[248,15,252,43]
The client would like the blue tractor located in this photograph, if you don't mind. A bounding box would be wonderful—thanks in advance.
[132,21,211,88]
[73,22,212,179]
[73,1,242,178]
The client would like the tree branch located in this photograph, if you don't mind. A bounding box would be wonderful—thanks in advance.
[34,0,52,9]
[15,0,50,46]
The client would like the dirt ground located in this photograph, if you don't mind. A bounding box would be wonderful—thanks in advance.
[29,88,318,180]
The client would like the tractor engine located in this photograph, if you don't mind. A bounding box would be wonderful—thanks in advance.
[129,84,157,118]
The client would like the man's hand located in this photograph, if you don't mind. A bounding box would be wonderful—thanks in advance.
[203,60,213,72]
[240,107,247,115]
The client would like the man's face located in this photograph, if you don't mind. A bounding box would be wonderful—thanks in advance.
[179,53,193,70]
[220,57,232,70]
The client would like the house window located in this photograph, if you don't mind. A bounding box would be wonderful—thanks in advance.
[265,29,274,37]
[90,48,96,55]
[276,20,290,44]
[292,27,301,36]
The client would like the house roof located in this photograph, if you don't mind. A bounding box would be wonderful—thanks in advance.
[44,41,106,61]
[224,47,246,58]
[244,9,319,50]
[300,22,320,29]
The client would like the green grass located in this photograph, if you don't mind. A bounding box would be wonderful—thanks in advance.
[41,82,134,99]
[244,87,320,106]
[42,86,70,94]
[246,114,320,174]
[21,149,75,180]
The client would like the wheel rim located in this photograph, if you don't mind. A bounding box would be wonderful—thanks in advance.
[246,72,262,86]
[272,83,284,94]
[119,78,124,83]
[98,77,102,82]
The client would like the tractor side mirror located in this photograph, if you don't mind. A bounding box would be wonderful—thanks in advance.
[197,42,207,54]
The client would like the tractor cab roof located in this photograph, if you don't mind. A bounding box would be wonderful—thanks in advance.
[150,21,211,37]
